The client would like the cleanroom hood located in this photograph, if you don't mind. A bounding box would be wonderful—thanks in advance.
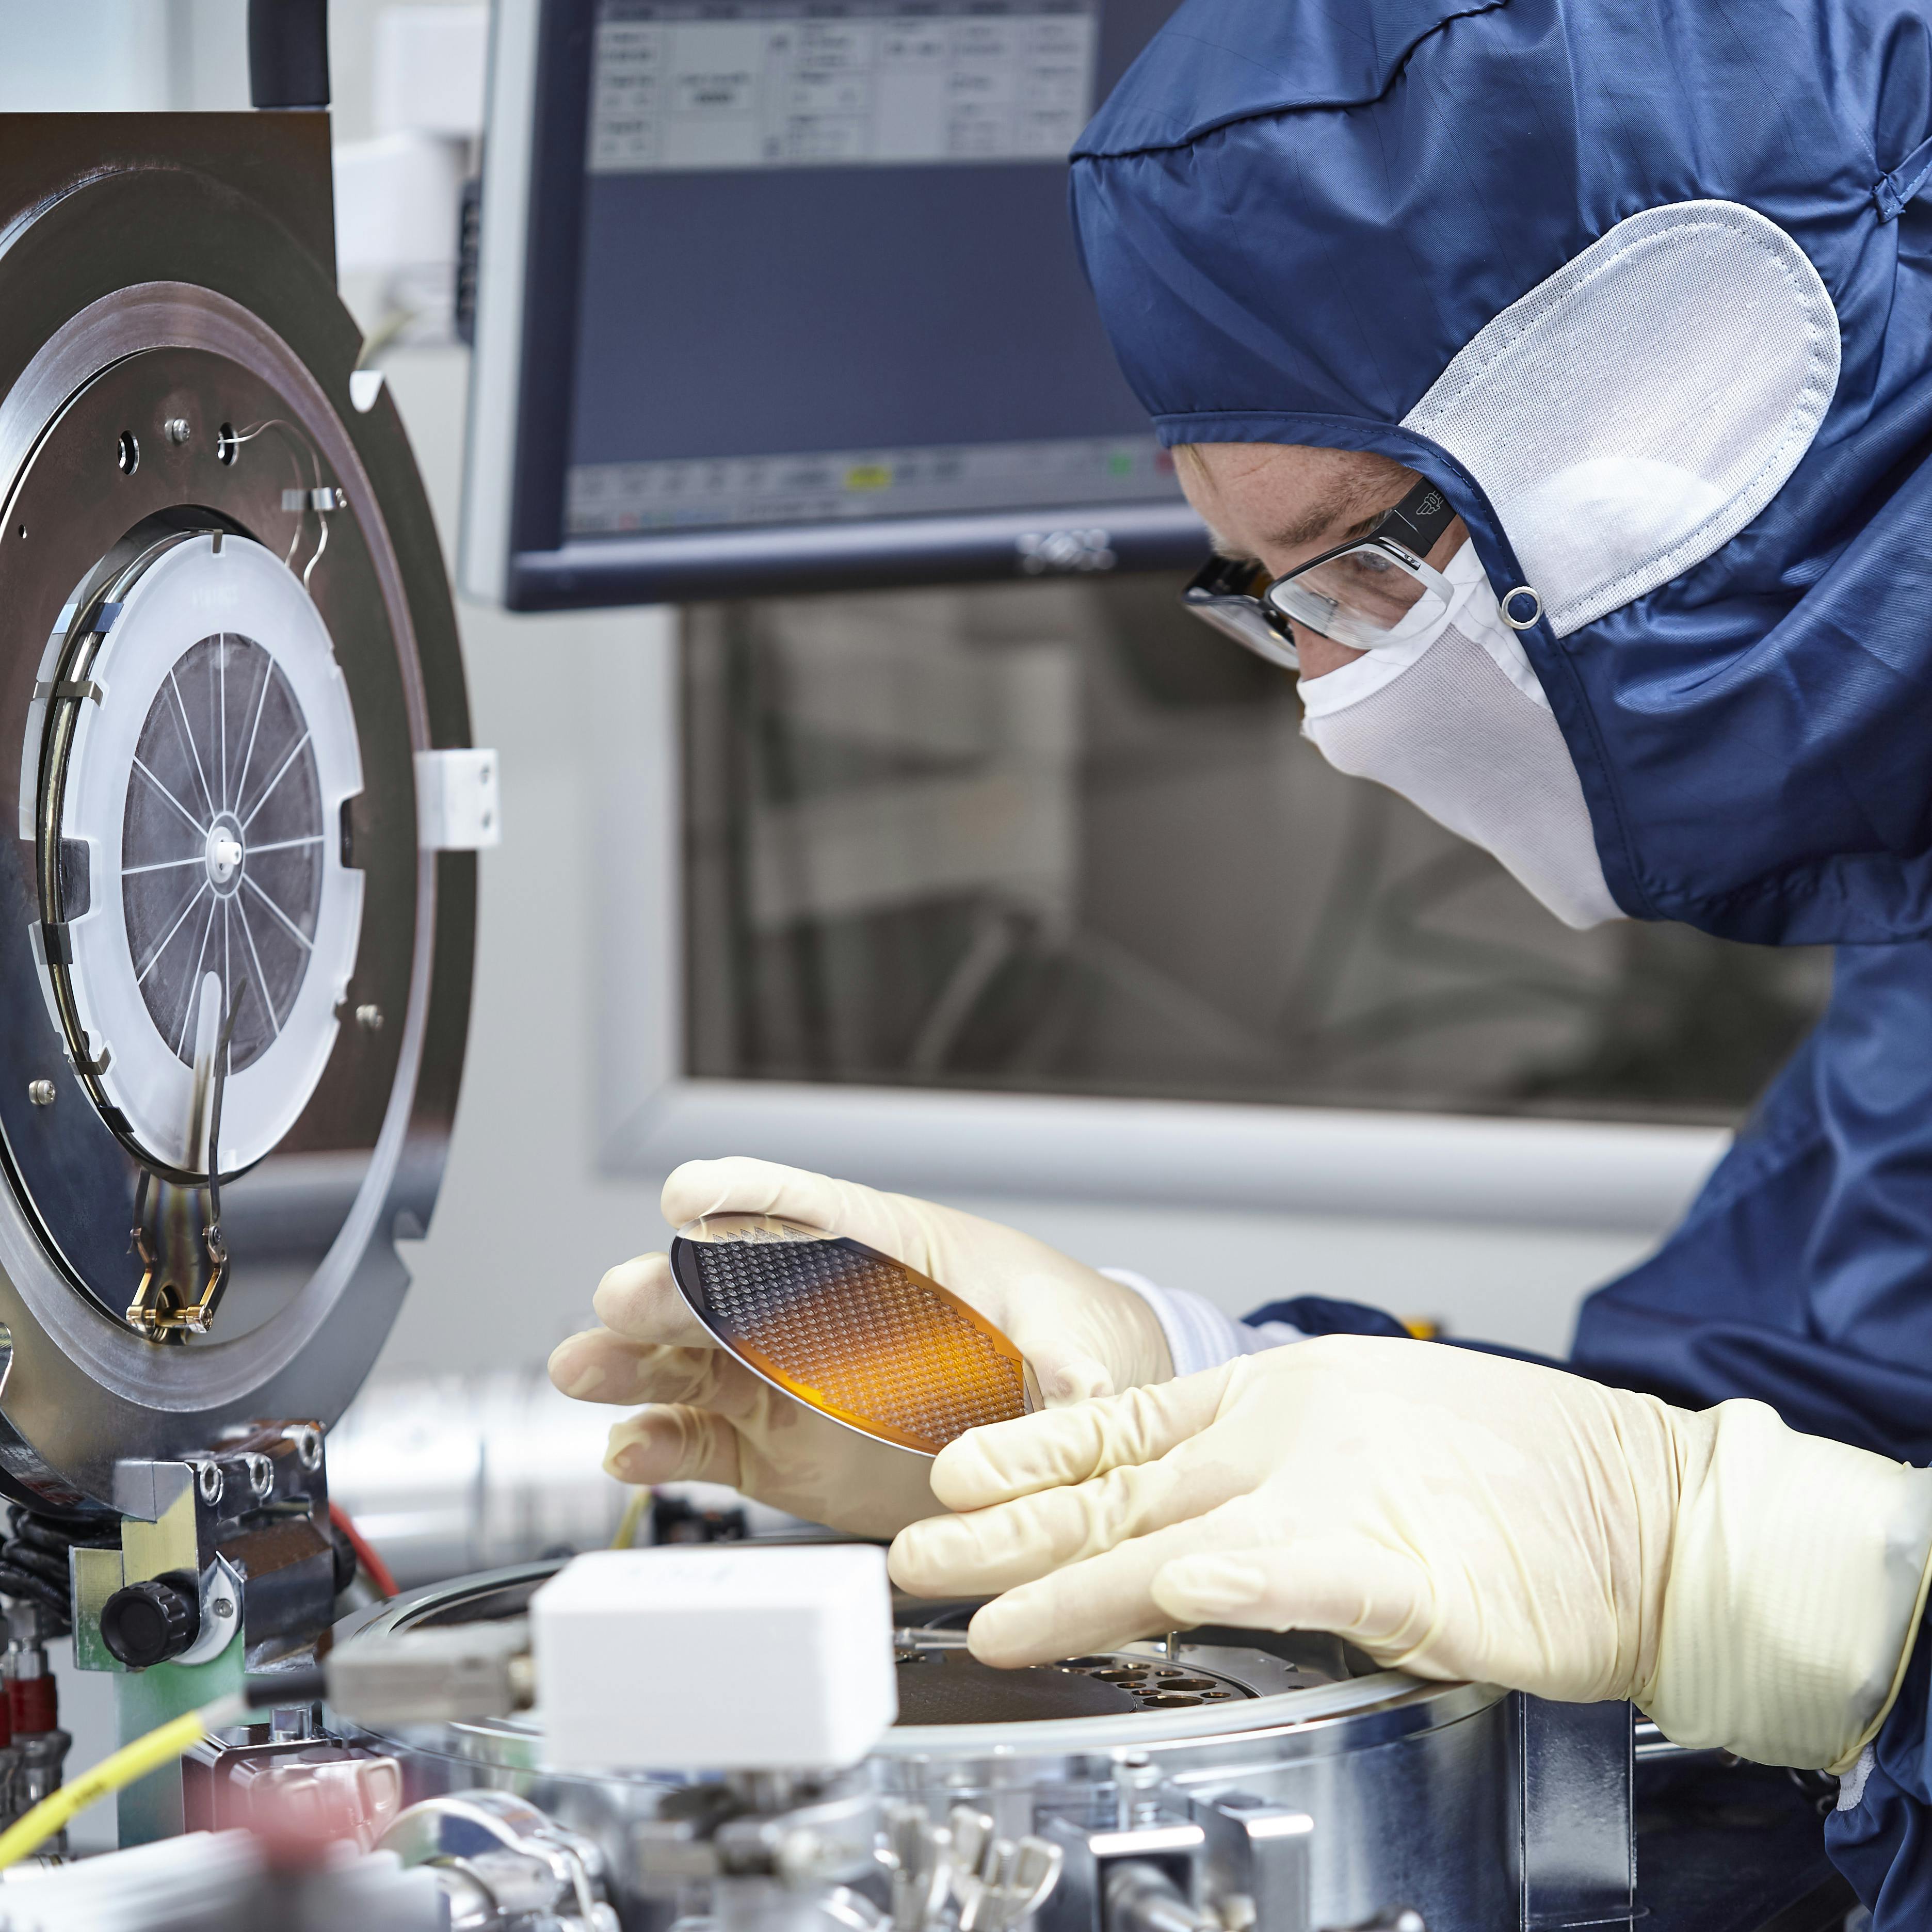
[1072,0,1932,945]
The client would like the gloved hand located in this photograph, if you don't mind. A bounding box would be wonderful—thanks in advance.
[548,1156,1173,1540]
[888,1337,1932,1772]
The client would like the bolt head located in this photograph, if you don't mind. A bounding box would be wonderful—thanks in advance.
[355,1003,383,1032]
[26,1080,54,1107]
[164,417,190,444]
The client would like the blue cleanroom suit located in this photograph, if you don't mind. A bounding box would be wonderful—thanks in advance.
[1067,0,1932,1915]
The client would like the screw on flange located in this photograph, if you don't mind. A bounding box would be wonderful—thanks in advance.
[355,1004,383,1032]
[26,1081,53,1107]
[164,418,191,445]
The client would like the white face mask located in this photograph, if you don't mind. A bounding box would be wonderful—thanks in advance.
[1298,539,1623,929]
[1277,200,1841,933]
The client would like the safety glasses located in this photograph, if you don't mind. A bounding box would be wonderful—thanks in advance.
[1181,477,1462,667]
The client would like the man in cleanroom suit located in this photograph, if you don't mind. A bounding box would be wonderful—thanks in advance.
[551,0,1932,1917]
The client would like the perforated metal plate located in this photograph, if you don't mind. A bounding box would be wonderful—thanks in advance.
[669,1213,1034,1456]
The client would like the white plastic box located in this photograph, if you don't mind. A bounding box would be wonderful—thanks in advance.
[530,1543,899,1770]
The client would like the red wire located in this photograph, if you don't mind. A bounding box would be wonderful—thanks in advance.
[329,1500,398,1599]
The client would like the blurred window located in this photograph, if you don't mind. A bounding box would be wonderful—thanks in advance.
[682,577,1827,1122]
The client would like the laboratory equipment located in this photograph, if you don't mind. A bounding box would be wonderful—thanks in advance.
[460,0,1203,609]
[168,1544,1839,1932]
[0,0,491,1852]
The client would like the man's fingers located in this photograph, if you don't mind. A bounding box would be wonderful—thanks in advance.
[661,1158,958,1277]
[929,1365,1235,1512]
[1004,1345,1114,1407]
[1151,1539,1439,1668]
[552,1332,771,1413]
[605,1405,742,1489]
[591,1253,715,1348]
[961,1499,1275,1666]
[890,1448,1236,1597]
[662,1158,887,1247]
[549,1328,641,1404]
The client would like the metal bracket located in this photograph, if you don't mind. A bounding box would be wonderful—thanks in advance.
[1511,1696,1635,1929]
[1190,1793,1313,1932]
[64,1031,108,1075]
[414,747,501,850]
[174,1553,244,1668]
[1040,1811,1209,1932]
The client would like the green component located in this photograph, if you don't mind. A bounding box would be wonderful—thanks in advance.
[111,1636,242,1847]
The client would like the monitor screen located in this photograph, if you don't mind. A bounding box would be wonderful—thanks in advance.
[462,0,1201,609]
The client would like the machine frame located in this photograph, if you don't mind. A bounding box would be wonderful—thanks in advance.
[0,114,476,1510]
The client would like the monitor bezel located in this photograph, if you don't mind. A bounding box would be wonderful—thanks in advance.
[460,0,1206,612]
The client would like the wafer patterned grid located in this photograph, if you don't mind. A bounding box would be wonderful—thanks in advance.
[682,1234,1025,1451]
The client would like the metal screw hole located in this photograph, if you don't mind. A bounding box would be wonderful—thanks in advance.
[117,431,139,475]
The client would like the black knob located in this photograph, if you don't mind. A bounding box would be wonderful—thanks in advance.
[99,1576,199,1669]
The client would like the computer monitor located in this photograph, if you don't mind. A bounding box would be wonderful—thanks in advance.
[461,0,1200,609]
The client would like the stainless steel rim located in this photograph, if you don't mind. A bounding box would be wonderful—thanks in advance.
[341,1559,1501,1772]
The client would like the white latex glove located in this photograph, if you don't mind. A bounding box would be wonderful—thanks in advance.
[888,1337,1932,1772]
[548,1157,1173,1540]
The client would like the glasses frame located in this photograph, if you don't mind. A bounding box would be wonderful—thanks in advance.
[1181,477,1463,670]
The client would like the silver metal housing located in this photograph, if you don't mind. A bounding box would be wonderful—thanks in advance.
[0,116,475,1507]
[336,1564,1588,1932]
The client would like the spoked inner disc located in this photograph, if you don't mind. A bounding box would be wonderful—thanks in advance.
[669,1213,1036,1455]
[38,529,365,1178]
[123,629,325,1075]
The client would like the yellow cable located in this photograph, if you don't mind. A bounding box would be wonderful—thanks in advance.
[610,1486,652,1550]
[0,1692,246,1873]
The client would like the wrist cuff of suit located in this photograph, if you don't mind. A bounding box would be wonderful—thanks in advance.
[1637,1398,1932,1773]
[1098,1269,1301,1379]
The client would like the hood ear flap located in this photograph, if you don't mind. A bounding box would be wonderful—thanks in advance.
[1401,200,1839,637]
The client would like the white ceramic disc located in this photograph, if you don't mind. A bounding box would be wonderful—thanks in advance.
[51,533,364,1172]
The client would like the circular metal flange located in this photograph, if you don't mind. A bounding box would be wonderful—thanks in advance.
[337,1558,1503,1774]
[337,1561,1515,1932]
[0,144,473,1508]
